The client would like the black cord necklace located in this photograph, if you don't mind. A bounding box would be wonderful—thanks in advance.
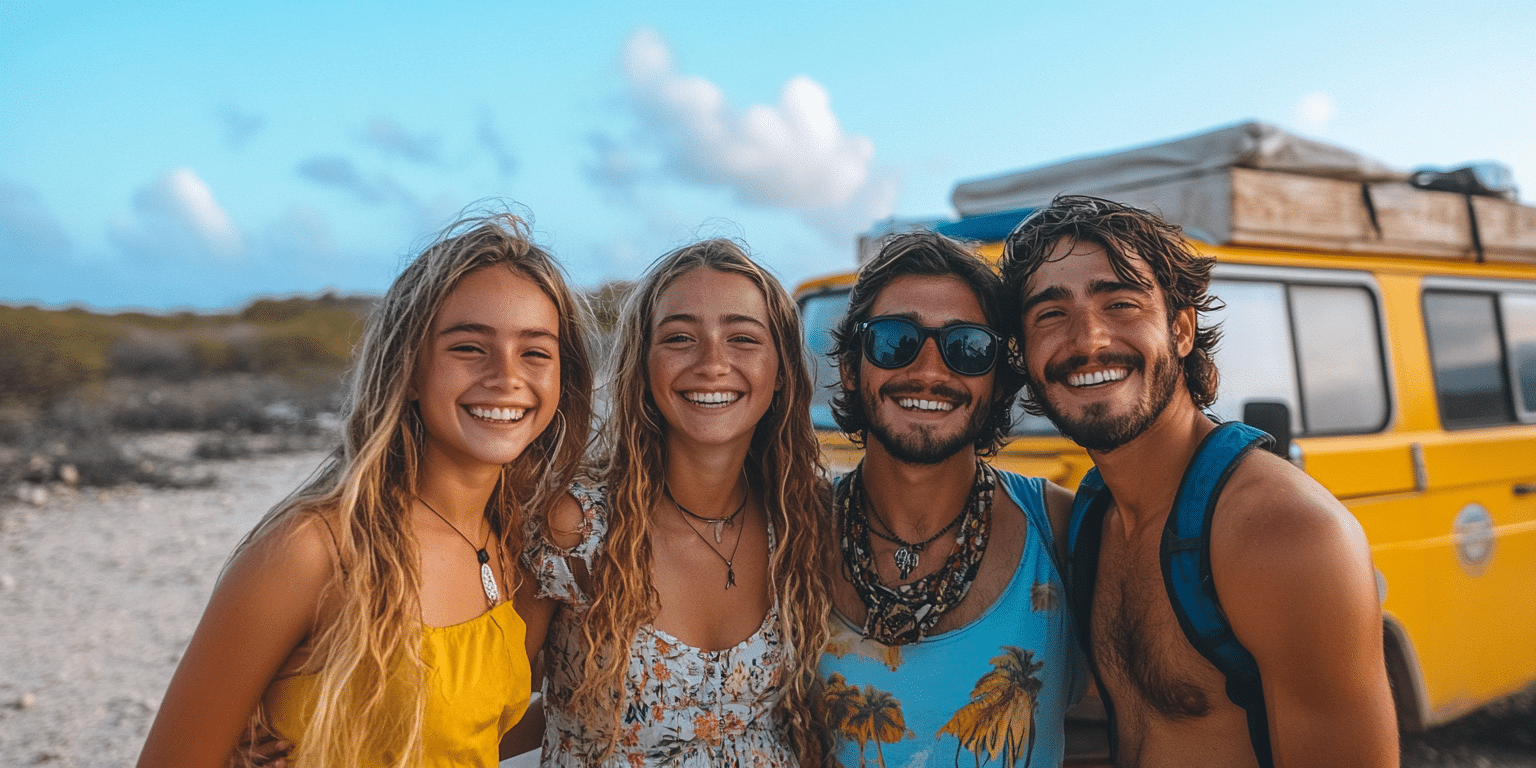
[665,481,748,543]
[864,499,968,580]
[666,484,749,589]
[418,497,499,606]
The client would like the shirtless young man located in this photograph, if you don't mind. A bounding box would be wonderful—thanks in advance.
[999,195,1397,768]
[819,231,1084,767]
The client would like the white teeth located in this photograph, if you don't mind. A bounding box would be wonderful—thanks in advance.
[468,406,526,422]
[684,391,739,406]
[1068,369,1130,387]
[897,398,954,412]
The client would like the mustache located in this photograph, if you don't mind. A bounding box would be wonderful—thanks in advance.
[879,380,973,407]
[1043,351,1144,385]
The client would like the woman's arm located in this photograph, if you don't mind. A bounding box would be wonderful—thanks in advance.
[137,517,336,768]
[498,697,546,759]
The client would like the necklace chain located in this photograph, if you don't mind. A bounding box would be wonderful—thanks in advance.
[667,482,750,589]
[864,497,967,579]
[418,497,500,607]
[666,478,748,544]
[838,461,994,645]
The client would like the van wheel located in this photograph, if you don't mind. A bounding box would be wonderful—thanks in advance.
[1385,621,1425,732]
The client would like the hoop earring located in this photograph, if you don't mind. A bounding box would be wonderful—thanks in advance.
[542,409,568,467]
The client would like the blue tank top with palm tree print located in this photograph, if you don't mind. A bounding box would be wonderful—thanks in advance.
[820,471,1086,768]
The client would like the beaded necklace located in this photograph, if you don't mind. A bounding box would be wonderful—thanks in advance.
[837,461,995,645]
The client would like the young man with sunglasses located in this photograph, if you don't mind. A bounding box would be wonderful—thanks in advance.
[1000,195,1396,768]
[818,230,1084,767]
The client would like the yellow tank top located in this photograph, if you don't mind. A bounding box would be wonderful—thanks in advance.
[262,599,530,766]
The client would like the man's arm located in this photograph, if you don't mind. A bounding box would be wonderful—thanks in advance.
[1042,479,1075,569]
[1213,453,1398,768]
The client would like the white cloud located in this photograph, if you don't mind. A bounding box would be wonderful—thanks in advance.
[265,205,339,260]
[217,105,265,150]
[616,28,896,244]
[1295,92,1336,132]
[297,155,393,204]
[365,116,441,164]
[583,132,642,200]
[110,168,244,261]
[0,180,73,258]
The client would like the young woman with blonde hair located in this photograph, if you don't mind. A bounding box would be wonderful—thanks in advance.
[532,239,831,765]
[137,212,592,768]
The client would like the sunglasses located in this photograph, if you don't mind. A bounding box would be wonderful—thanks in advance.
[857,316,1001,376]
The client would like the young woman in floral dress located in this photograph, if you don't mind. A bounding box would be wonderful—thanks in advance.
[530,240,831,766]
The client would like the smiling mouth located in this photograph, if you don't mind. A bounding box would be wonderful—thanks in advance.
[466,405,527,423]
[1067,368,1130,388]
[896,397,955,413]
[683,391,740,408]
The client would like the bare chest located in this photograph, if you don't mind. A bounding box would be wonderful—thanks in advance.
[1089,520,1232,729]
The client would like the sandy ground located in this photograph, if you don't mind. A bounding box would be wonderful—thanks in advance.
[0,449,328,767]
[1,444,1530,767]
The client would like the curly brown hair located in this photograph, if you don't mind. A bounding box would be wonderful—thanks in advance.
[573,238,832,765]
[998,194,1222,414]
[828,230,1023,456]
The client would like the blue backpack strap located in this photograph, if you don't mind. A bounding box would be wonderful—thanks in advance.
[1067,467,1120,758]
[1161,421,1275,768]
[1067,466,1109,648]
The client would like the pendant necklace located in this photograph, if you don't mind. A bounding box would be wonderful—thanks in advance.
[837,460,995,645]
[666,480,747,543]
[865,498,968,580]
[419,497,499,606]
[667,483,749,589]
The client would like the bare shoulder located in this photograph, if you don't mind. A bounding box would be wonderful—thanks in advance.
[1215,451,1368,561]
[1041,479,1074,563]
[223,507,340,602]
[1210,450,1378,639]
[544,489,592,552]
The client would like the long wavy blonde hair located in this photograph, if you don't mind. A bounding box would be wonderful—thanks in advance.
[573,239,832,764]
[234,211,593,768]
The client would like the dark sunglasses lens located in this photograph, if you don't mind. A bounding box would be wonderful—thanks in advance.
[865,319,922,368]
[941,327,998,375]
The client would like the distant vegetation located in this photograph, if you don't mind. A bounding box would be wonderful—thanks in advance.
[0,282,632,498]
[0,293,373,496]
[0,293,373,407]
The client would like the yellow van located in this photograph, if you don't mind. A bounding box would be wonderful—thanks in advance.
[796,123,1536,730]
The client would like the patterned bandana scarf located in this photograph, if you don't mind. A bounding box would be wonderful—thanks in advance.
[837,460,995,646]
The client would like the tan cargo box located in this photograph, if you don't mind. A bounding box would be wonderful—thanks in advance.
[949,122,1536,263]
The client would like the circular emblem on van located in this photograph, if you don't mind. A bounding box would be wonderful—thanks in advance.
[1453,503,1495,576]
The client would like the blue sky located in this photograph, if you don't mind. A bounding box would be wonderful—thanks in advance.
[3,0,1532,311]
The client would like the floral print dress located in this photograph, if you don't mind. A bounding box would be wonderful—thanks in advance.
[530,484,798,767]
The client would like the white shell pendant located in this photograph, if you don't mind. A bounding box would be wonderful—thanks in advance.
[476,549,500,605]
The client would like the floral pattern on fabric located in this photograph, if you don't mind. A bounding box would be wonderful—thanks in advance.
[524,482,606,606]
[529,485,799,767]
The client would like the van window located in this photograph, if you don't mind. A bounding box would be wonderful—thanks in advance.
[800,289,849,429]
[1502,292,1536,417]
[1290,285,1389,434]
[1207,280,1302,432]
[1424,291,1515,427]
[1208,278,1388,435]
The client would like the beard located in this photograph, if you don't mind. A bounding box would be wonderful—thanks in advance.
[861,379,993,465]
[1029,343,1182,453]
